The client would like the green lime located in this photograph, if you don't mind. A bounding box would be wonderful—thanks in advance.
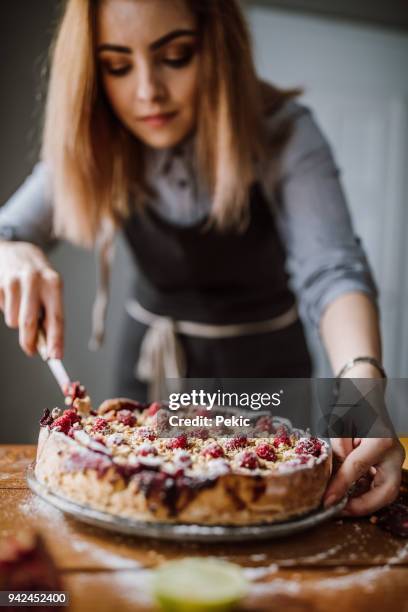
[152,557,248,612]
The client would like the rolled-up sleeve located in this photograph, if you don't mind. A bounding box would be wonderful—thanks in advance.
[267,101,378,329]
[0,161,56,251]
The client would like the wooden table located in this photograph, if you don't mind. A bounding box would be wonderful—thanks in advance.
[1,445,407,612]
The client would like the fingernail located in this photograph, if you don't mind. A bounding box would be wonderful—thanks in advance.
[324,494,338,508]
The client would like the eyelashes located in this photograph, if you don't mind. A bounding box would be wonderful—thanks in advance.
[104,65,132,77]
[162,49,196,69]
[101,47,196,77]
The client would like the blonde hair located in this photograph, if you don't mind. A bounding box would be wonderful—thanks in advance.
[42,0,300,247]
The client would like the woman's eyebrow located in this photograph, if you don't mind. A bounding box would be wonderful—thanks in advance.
[97,29,197,55]
[97,44,132,54]
[150,29,197,51]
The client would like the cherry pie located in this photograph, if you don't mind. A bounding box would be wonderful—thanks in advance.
[35,389,332,525]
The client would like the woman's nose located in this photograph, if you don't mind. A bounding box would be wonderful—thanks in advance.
[135,63,165,103]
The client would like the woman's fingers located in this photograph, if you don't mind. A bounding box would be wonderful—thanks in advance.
[0,243,64,358]
[342,446,404,515]
[330,437,355,461]
[0,267,64,359]
[4,277,21,328]
[18,271,41,356]
[324,438,394,506]
[40,270,64,359]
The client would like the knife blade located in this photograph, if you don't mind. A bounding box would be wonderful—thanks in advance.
[36,329,71,394]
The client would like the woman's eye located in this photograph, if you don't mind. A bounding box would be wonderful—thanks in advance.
[102,64,131,77]
[161,47,196,69]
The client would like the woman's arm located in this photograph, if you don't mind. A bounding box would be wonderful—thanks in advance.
[265,101,405,515]
[266,101,379,332]
[320,290,405,516]
[0,162,56,250]
[0,162,64,358]
[320,291,381,376]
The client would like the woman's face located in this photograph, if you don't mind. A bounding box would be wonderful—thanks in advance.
[97,0,199,149]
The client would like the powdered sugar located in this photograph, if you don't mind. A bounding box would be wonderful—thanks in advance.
[19,495,140,570]
[244,564,279,580]
[386,541,408,565]
[73,430,112,455]
[291,544,344,564]
[316,566,391,592]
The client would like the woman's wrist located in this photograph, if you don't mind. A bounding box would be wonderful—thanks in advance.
[341,362,385,378]
[336,356,386,379]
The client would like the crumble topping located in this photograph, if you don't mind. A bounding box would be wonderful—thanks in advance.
[39,392,328,484]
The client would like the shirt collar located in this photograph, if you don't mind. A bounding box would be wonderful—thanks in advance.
[145,132,196,177]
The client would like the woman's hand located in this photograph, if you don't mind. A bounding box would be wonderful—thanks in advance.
[324,437,405,515]
[0,241,64,359]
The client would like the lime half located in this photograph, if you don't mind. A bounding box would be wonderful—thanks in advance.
[152,557,248,612]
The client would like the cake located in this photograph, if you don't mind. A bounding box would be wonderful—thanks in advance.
[34,385,332,526]
[0,530,61,594]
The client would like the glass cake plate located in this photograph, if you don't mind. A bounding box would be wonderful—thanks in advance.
[26,465,347,542]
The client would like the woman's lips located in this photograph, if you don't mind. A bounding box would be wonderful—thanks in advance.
[139,111,178,128]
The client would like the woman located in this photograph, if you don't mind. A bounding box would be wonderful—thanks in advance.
[0,0,404,515]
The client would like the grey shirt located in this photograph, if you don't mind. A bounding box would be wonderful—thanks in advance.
[0,100,378,329]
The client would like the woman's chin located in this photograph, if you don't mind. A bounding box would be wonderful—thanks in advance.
[139,132,187,150]
[130,120,192,150]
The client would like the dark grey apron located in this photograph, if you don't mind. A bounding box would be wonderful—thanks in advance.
[113,182,312,401]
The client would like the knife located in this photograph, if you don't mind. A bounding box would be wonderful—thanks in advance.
[36,328,71,395]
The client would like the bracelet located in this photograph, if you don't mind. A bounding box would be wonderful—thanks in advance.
[336,356,387,379]
[333,356,387,437]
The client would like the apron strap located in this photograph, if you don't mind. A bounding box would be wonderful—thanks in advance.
[126,299,298,401]
[89,217,116,351]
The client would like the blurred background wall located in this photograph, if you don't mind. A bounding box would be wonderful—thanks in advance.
[1,1,407,442]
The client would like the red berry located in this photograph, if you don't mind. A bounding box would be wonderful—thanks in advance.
[92,417,108,432]
[136,427,157,441]
[163,464,186,478]
[146,402,161,417]
[50,409,81,435]
[239,451,259,470]
[175,451,192,466]
[273,433,292,449]
[226,435,248,451]
[167,434,189,450]
[202,443,224,459]
[117,410,136,427]
[138,444,158,457]
[256,443,276,462]
[295,438,322,457]
[39,408,53,428]
[63,381,87,402]
[64,408,79,421]
[296,455,311,465]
